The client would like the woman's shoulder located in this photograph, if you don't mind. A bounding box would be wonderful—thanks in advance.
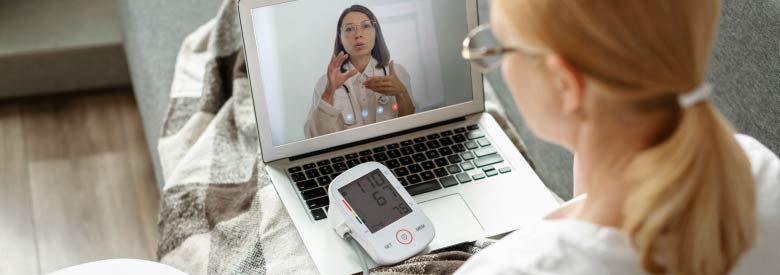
[455,220,644,275]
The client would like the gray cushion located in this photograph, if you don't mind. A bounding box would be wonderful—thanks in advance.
[117,0,223,189]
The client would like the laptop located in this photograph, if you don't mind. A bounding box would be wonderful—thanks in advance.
[237,0,559,274]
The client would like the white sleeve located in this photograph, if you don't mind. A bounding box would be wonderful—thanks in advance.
[304,76,343,138]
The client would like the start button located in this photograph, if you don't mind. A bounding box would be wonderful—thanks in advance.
[396,229,413,245]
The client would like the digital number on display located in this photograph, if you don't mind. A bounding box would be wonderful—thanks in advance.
[339,169,412,233]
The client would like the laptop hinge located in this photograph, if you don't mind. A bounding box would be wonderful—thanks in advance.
[289,117,467,162]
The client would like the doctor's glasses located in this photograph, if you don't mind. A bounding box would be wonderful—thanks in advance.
[462,24,525,72]
[341,20,377,36]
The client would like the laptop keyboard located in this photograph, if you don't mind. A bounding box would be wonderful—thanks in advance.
[285,124,513,221]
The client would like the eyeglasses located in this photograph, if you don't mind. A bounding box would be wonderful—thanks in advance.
[341,20,377,36]
[461,24,520,72]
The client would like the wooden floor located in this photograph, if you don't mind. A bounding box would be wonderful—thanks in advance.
[0,87,160,274]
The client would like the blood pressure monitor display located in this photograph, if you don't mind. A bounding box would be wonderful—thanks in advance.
[338,169,412,233]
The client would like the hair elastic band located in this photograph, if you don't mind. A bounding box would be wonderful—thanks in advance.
[678,83,712,108]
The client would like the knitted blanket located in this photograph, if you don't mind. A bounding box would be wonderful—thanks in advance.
[156,1,532,274]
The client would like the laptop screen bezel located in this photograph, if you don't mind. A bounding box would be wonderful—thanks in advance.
[238,0,484,162]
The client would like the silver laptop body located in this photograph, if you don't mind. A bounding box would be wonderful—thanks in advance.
[238,1,560,274]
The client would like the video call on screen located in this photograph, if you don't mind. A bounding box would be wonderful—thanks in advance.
[251,0,474,146]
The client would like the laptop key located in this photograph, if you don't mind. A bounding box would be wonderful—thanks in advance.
[306,196,329,209]
[413,137,427,143]
[305,169,320,179]
[399,156,414,165]
[454,127,468,133]
[413,143,428,152]
[346,159,360,168]
[394,167,410,177]
[434,167,448,177]
[301,187,327,200]
[473,173,487,180]
[303,163,316,170]
[461,152,475,160]
[387,149,402,159]
[387,143,400,149]
[421,171,436,181]
[475,154,504,167]
[447,154,462,164]
[477,138,492,147]
[330,156,345,163]
[425,150,440,159]
[447,165,462,174]
[465,141,479,150]
[456,173,472,183]
[374,152,389,162]
[452,134,467,143]
[408,164,423,174]
[434,157,449,167]
[316,160,331,166]
[421,161,436,170]
[426,140,441,149]
[400,140,414,146]
[486,170,499,177]
[452,144,466,153]
[412,153,427,162]
[334,162,348,172]
[311,208,327,221]
[439,136,454,146]
[359,150,372,156]
[406,180,442,196]
[461,161,475,171]
[467,130,485,140]
[400,146,415,155]
[398,177,409,186]
[438,147,454,156]
[373,146,386,153]
[440,176,459,187]
[427,133,441,140]
[319,166,334,175]
[499,167,512,174]
[359,156,373,163]
[407,174,422,185]
[474,146,497,157]
[288,166,302,173]
[291,172,306,182]
[440,130,453,136]
[346,153,359,159]
[483,166,496,172]
[467,124,479,130]
[386,159,401,169]
[317,176,330,186]
[296,179,318,191]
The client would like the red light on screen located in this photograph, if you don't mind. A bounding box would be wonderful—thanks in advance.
[392,103,399,111]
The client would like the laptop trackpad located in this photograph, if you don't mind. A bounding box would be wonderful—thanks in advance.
[418,194,484,249]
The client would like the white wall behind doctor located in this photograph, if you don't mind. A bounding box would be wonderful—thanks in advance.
[252,0,472,146]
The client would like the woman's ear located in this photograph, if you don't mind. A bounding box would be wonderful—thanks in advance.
[545,55,585,115]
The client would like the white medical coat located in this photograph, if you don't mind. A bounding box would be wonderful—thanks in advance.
[304,58,415,138]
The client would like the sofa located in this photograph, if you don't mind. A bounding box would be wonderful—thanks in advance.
[118,0,779,199]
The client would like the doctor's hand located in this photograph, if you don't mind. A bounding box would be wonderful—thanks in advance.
[322,51,359,105]
[364,61,415,116]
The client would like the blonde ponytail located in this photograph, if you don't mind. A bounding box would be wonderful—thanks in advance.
[496,0,757,274]
[623,102,756,275]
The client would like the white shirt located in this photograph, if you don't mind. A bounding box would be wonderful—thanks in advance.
[455,134,780,275]
[304,58,415,138]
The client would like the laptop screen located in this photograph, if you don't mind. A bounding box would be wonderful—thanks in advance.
[250,0,474,146]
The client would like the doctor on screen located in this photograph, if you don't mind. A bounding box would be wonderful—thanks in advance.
[305,5,416,138]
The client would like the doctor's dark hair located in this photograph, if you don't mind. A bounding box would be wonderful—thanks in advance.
[334,5,390,72]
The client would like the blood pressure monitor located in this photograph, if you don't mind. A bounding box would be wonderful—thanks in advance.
[328,162,435,265]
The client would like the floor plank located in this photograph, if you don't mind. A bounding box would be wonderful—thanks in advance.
[11,88,159,273]
[0,103,40,275]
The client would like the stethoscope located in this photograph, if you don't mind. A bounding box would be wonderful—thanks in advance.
[341,66,390,125]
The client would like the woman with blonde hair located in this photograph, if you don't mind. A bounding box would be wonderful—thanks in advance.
[456,0,780,274]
